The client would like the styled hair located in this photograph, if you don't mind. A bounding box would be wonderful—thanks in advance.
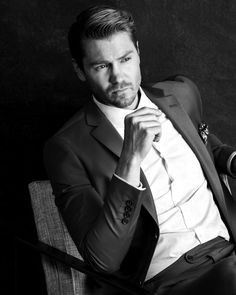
[68,5,138,69]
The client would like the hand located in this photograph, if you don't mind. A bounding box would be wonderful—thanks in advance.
[115,107,162,186]
[123,107,162,163]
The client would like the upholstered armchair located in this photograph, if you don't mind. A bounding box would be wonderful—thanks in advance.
[28,180,151,295]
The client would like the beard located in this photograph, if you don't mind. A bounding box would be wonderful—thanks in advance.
[105,81,137,108]
[90,71,141,109]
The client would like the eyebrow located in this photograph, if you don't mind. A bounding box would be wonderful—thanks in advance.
[89,50,134,67]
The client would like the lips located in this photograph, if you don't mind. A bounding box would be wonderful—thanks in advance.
[114,88,128,92]
[112,87,130,94]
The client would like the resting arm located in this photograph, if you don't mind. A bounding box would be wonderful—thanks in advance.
[44,136,144,273]
[208,133,236,178]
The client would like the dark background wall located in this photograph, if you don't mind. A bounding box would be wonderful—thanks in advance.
[1,0,236,294]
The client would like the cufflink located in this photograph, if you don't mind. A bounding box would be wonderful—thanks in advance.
[198,121,209,144]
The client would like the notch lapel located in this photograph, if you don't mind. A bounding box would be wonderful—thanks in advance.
[86,100,123,157]
[143,87,228,216]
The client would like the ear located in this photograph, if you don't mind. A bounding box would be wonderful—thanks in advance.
[72,58,86,82]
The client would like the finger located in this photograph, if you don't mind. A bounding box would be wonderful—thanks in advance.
[145,125,162,140]
[125,110,162,127]
[136,124,162,141]
[127,107,162,118]
[129,114,161,124]
[138,124,161,142]
[135,120,161,130]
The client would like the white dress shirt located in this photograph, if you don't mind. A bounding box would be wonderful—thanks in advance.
[93,88,230,280]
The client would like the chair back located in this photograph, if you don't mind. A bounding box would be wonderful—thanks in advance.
[29,180,88,295]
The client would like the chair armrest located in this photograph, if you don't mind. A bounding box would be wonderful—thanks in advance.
[15,236,152,295]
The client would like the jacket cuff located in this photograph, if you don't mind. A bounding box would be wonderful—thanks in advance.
[114,173,146,191]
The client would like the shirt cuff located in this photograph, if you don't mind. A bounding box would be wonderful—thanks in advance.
[227,151,236,178]
[114,174,146,191]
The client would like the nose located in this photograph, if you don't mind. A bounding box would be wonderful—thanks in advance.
[109,63,123,84]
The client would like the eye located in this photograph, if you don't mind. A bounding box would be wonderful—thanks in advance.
[95,64,108,71]
[121,56,131,63]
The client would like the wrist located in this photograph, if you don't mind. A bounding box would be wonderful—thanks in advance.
[115,155,141,187]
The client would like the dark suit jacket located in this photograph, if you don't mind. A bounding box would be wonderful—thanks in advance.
[44,76,236,286]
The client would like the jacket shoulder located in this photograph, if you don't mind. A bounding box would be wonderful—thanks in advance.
[152,75,203,126]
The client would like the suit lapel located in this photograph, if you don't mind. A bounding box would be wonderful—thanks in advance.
[86,100,123,157]
[85,100,159,224]
[143,87,228,216]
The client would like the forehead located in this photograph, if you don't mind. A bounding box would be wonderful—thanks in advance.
[82,32,136,63]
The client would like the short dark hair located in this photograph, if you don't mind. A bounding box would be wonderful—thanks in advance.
[68,5,138,69]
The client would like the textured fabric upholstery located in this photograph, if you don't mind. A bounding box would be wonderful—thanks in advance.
[29,180,88,295]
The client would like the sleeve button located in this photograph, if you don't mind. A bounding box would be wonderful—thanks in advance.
[126,200,133,207]
[125,205,132,212]
[121,218,129,225]
[123,212,131,218]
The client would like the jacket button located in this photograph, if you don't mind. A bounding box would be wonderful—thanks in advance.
[121,218,129,225]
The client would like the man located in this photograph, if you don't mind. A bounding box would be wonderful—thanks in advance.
[44,5,236,295]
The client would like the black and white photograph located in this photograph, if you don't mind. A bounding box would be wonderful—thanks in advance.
[1,1,236,294]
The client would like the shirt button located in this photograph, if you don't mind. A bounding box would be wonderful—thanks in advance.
[185,254,194,263]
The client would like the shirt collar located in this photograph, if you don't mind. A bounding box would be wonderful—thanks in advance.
[93,87,158,131]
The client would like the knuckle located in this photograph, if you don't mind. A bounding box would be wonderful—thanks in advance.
[137,121,143,129]
[125,115,136,126]
[125,114,131,121]
[131,117,137,125]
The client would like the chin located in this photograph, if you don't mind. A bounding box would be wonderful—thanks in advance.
[114,97,136,109]
[112,92,137,108]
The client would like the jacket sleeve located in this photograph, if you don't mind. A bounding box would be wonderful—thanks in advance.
[208,133,236,177]
[44,136,145,273]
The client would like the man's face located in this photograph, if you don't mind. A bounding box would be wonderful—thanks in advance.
[79,32,141,109]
